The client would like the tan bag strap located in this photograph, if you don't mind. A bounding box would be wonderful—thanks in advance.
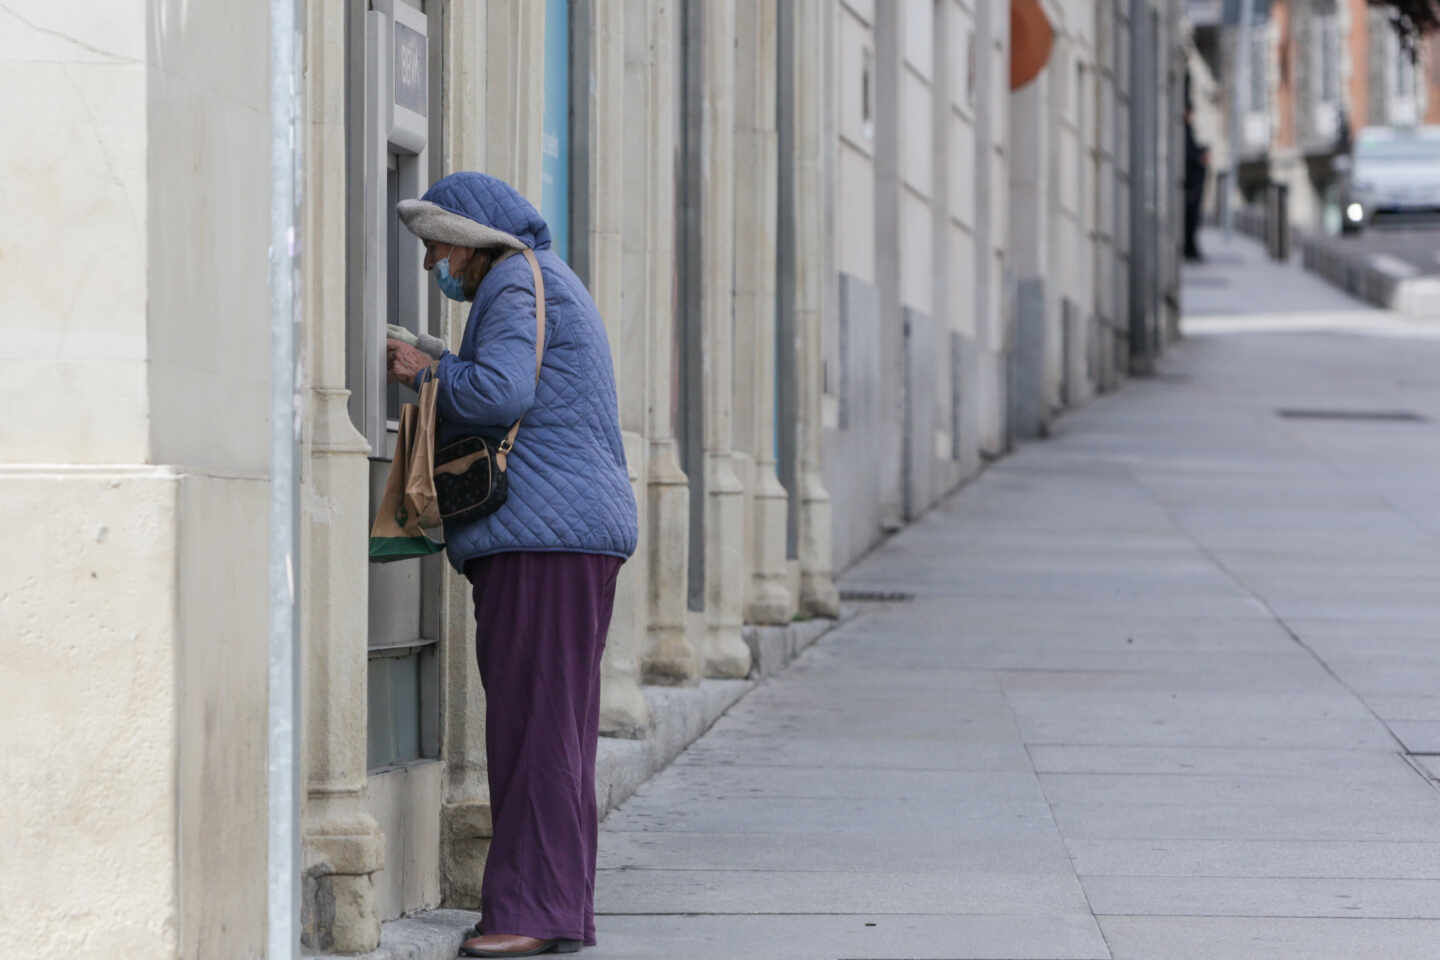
[497,247,546,458]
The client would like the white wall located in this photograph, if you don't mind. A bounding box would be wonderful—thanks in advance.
[0,2,150,464]
[948,1,978,342]
[826,0,892,570]
[176,474,269,959]
[972,0,1010,455]
[147,5,272,475]
[0,5,274,958]
[944,0,980,474]
[0,6,167,958]
[900,2,935,315]
[837,2,877,284]
[1,469,182,959]
[1049,0,1097,406]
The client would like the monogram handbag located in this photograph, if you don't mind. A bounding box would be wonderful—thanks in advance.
[432,247,546,525]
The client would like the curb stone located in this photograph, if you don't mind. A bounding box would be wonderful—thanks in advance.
[1300,232,1440,319]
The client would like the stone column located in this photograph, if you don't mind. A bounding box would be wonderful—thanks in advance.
[436,0,506,909]
[869,0,907,534]
[733,0,795,627]
[642,0,703,685]
[696,0,753,677]
[974,0,1012,454]
[484,1,546,202]
[1008,66,1052,441]
[791,0,841,618]
[573,0,652,737]
[300,1,383,950]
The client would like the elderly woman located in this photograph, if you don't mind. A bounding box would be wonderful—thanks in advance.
[387,173,638,958]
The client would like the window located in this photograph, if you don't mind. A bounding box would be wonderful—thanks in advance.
[345,0,442,772]
[1386,30,1419,125]
[1315,15,1340,103]
[1394,42,1417,99]
[862,46,874,140]
[1306,13,1341,142]
[1248,29,1268,115]
[966,31,976,107]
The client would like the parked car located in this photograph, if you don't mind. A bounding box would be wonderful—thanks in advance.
[1343,125,1440,234]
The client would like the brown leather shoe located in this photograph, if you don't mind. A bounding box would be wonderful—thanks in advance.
[458,933,581,957]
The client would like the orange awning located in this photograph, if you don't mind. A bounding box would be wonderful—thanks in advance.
[1011,0,1055,91]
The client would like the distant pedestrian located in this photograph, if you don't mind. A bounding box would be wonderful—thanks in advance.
[1184,108,1209,262]
[386,172,639,958]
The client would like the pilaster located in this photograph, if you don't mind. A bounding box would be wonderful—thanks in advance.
[574,0,652,736]
[698,0,753,677]
[437,0,503,909]
[734,0,795,626]
[973,0,1011,454]
[791,0,841,618]
[643,0,703,685]
[484,0,546,203]
[300,1,383,949]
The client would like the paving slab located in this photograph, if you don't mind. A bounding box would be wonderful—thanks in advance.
[624,765,1047,804]
[1037,771,1438,807]
[1081,875,1440,919]
[1099,916,1440,960]
[596,868,1092,916]
[1363,695,1440,722]
[1027,745,1415,778]
[590,914,1111,960]
[1010,699,1395,750]
[598,829,1075,874]
[1047,801,1440,842]
[603,791,1058,836]
[1066,837,1440,879]
[1387,720,1440,754]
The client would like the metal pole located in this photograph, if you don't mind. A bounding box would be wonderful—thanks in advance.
[268,0,302,957]
[1226,0,1255,241]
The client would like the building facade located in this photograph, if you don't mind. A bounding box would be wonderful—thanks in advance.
[1193,0,1437,232]
[1,1,1185,956]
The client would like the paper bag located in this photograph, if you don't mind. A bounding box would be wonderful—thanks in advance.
[369,372,445,563]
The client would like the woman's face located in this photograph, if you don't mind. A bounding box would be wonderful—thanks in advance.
[423,241,475,273]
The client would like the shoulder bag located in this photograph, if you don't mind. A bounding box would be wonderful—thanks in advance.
[431,247,546,524]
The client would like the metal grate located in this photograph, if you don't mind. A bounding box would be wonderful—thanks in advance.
[838,590,916,603]
[1277,408,1427,423]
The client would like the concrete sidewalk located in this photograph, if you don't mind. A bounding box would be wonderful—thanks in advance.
[590,242,1440,959]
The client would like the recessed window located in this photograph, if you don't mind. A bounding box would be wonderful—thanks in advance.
[1315,15,1339,102]
[967,31,976,105]
[1248,29,1268,114]
[862,46,874,140]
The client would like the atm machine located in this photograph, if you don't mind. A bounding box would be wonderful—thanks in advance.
[345,0,444,912]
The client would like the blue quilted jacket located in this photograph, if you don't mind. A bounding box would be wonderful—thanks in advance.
[414,174,638,571]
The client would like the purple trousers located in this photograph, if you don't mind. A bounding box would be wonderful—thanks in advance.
[465,551,623,946]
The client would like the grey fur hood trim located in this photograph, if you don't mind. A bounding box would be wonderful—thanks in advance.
[396,199,529,251]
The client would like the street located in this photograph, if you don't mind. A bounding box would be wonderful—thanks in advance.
[589,231,1440,959]
[1334,222,1440,278]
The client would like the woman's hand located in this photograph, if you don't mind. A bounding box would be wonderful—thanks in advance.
[387,338,432,385]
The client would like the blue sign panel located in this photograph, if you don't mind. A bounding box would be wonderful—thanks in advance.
[1220,0,1272,24]
[542,0,570,261]
[393,22,427,116]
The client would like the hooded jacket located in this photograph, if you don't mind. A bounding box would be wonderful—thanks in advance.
[397,172,637,571]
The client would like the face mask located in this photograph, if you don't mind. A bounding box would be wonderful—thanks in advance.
[434,258,468,301]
